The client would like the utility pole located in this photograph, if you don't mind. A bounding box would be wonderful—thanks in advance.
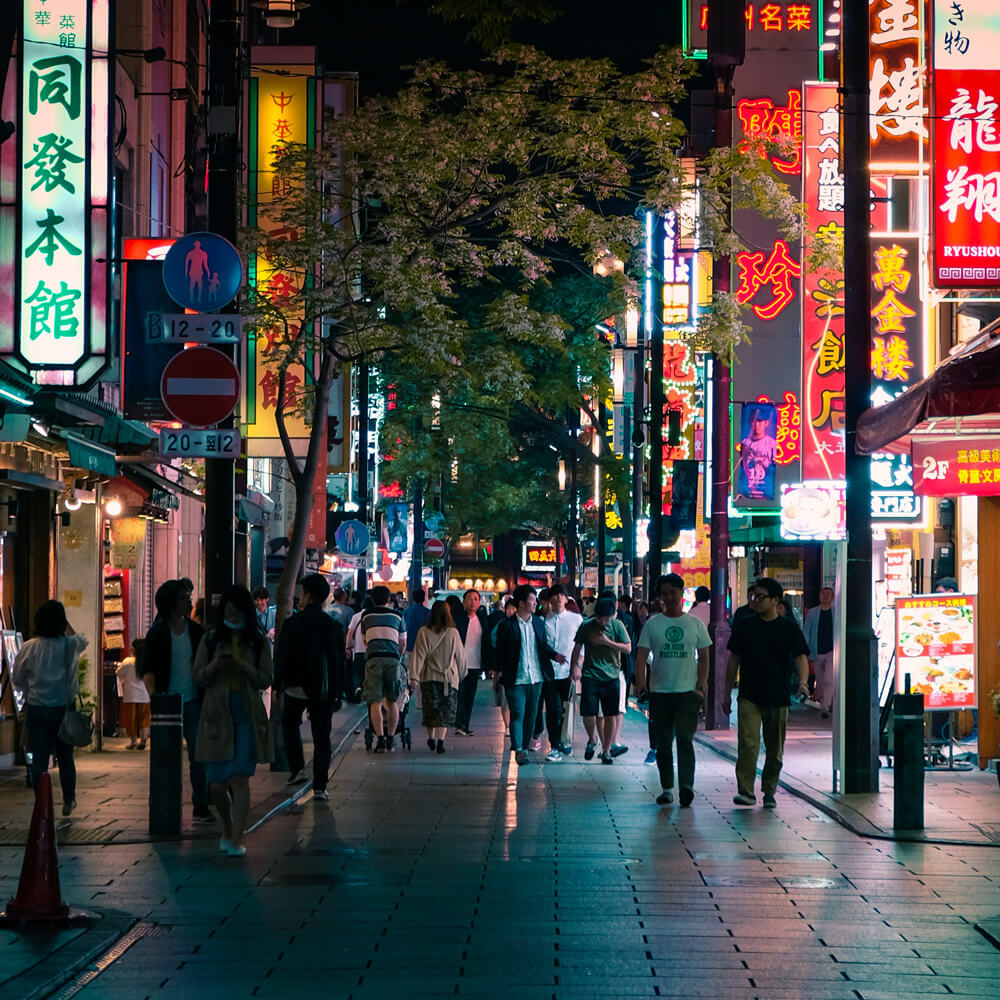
[597,397,607,593]
[356,360,369,596]
[203,0,241,622]
[705,0,742,730]
[631,345,646,595]
[647,215,665,584]
[842,0,879,793]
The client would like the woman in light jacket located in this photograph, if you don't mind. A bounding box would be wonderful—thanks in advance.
[192,585,273,856]
[13,600,89,816]
[408,599,466,754]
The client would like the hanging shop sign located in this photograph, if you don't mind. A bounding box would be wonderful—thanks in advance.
[885,547,913,606]
[931,0,1000,288]
[912,436,1000,496]
[1,1,111,384]
[522,540,557,573]
[869,0,927,170]
[895,594,977,710]
[683,2,818,56]
[779,480,846,541]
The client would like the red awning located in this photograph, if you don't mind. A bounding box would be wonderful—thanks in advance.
[856,326,1000,455]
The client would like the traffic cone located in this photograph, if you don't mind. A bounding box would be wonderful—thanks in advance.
[2,772,69,922]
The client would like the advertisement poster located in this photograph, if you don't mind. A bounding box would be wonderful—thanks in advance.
[895,594,977,710]
[736,402,777,500]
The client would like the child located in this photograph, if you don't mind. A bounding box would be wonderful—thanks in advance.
[116,638,150,749]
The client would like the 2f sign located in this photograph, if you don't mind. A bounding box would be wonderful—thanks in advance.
[922,456,949,480]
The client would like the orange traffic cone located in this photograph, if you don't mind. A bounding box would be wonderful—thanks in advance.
[1,771,70,922]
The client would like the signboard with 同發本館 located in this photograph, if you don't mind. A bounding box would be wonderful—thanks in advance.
[895,594,977,711]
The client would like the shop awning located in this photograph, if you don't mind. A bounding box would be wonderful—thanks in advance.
[856,325,1000,455]
[62,432,118,477]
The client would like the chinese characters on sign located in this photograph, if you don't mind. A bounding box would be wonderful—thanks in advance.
[932,0,1000,287]
[521,541,557,572]
[912,436,1000,496]
[688,3,815,51]
[737,90,802,174]
[735,239,801,321]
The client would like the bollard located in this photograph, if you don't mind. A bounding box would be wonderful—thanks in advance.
[892,692,925,831]
[149,692,183,836]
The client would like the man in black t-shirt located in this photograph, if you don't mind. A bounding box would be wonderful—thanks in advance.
[724,577,809,808]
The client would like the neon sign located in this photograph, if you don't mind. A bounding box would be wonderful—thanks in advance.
[737,90,802,175]
[698,3,813,32]
[755,392,800,467]
[735,239,801,321]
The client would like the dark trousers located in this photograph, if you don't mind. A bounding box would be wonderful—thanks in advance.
[506,682,542,752]
[454,668,480,731]
[182,698,209,810]
[25,704,76,804]
[347,653,366,703]
[533,678,570,746]
[649,691,700,791]
[281,694,334,792]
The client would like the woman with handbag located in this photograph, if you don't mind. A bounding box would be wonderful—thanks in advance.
[12,600,89,816]
[191,585,273,857]
[407,600,466,754]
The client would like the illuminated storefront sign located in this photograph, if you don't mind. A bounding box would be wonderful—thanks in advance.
[931,0,1000,287]
[684,2,817,54]
[737,90,802,174]
[755,391,800,466]
[1,1,110,383]
[246,57,316,456]
[801,82,846,481]
[522,540,557,572]
[869,236,922,522]
[912,436,1000,496]
[735,239,801,320]
[780,480,846,541]
[869,0,927,169]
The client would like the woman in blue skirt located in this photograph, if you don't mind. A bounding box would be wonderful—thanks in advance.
[193,585,273,856]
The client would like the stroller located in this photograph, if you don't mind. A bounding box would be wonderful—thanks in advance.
[364,662,412,751]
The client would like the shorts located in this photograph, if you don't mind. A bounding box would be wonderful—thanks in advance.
[362,656,404,705]
[580,676,621,717]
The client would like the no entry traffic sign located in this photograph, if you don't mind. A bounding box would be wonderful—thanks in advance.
[160,347,240,427]
[423,537,446,563]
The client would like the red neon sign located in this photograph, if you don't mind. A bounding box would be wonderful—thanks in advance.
[699,4,813,32]
[737,90,802,175]
[735,239,801,320]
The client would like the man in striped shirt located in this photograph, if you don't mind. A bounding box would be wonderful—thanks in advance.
[360,586,407,752]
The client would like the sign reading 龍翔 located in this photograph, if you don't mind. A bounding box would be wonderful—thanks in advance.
[5,1,110,381]
[931,1,1000,287]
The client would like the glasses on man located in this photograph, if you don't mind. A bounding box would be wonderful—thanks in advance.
[750,591,772,601]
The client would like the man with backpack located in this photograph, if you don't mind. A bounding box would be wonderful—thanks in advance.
[272,574,346,800]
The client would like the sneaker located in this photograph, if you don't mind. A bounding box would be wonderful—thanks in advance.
[226,844,247,857]
[643,749,657,766]
[610,744,628,758]
[192,806,213,823]
[286,770,307,785]
[584,741,597,761]
[804,698,822,710]
[374,735,387,753]
[762,793,777,809]
[514,750,528,766]
[679,787,695,808]
[545,749,563,762]
[733,793,756,806]
[656,789,674,805]
[313,789,329,801]
[558,743,572,756]
[454,728,470,736]
[528,738,542,752]
[600,752,614,765]
[218,836,233,853]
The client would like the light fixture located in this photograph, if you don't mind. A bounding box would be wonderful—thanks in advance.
[449,578,458,589]
[558,458,567,492]
[2,498,18,521]
[820,42,837,51]
[496,579,507,593]
[105,497,123,517]
[64,490,82,511]
[30,418,50,437]
[253,0,310,29]
[0,386,32,407]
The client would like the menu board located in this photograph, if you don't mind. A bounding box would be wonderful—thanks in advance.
[895,595,977,710]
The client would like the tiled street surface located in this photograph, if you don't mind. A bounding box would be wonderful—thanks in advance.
[2,697,999,999]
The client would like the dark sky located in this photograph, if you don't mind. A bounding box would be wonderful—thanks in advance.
[276,1,685,99]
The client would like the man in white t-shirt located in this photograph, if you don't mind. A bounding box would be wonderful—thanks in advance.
[541,584,583,759]
[635,572,711,808]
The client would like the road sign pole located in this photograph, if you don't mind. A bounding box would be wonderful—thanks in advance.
[204,0,241,614]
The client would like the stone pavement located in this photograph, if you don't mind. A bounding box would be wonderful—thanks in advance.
[1,694,999,999]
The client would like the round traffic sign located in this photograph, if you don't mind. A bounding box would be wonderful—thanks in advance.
[163,232,243,312]
[335,519,370,557]
[423,537,446,561]
[160,347,240,427]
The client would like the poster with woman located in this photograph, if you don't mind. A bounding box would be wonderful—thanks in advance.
[736,402,778,500]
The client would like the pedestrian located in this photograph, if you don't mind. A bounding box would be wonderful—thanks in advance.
[689,586,711,627]
[252,586,277,637]
[803,587,835,717]
[487,595,516,738]
[360,585,407,753]
[635,601,651,631]
[541,584,582,758]
[452,589,488,737]
[570,597,632,764]
[272,573,345,801]
[724,577,810,808]
[408,600,467,754]
[732,584,757,625]
[116,637,150,750]
[344,596,372,703]
[13,600,89,816]
[495,585,567,765]
[142,580,211,823]
[403,588,430,652]
[634,574,711,807]
[326,587,354,633]
[192,585,273,856]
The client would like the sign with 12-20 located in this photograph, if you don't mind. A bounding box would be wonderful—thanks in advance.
[160,428,241,459]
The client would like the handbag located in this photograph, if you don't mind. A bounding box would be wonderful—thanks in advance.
[58,695,94,747]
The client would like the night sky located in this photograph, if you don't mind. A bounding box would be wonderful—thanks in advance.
[279,0,684,99]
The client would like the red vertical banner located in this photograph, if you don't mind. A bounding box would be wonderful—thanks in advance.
[801,82,845,481]
[305,432,328,549]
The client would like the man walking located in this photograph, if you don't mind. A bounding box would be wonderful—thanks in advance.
[539,584,582,759]
[403,588,430,655]
[634,573,711,807]
[495,585,566,765]
[326,587,354,635]
[803,587,836,717]
[724,577,810,808]
[452,589,488,736]
[142,580,210,823]
[272,574,345,800]
[361,586,407,753]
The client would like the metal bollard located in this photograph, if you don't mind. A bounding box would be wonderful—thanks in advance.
[149,693,183,836]
[892,692,925,831]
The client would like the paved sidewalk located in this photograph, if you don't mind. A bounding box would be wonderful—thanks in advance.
[689,704,1000,847]
[2,695,999,999]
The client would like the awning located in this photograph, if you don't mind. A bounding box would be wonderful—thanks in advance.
[856,324,1000,455]
[62,432,118,477]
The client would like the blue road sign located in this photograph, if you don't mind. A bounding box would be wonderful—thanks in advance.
[163,232,243,312]
[335,519,370,557]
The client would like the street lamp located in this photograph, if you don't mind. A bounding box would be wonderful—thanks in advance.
[253,0,310,29]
